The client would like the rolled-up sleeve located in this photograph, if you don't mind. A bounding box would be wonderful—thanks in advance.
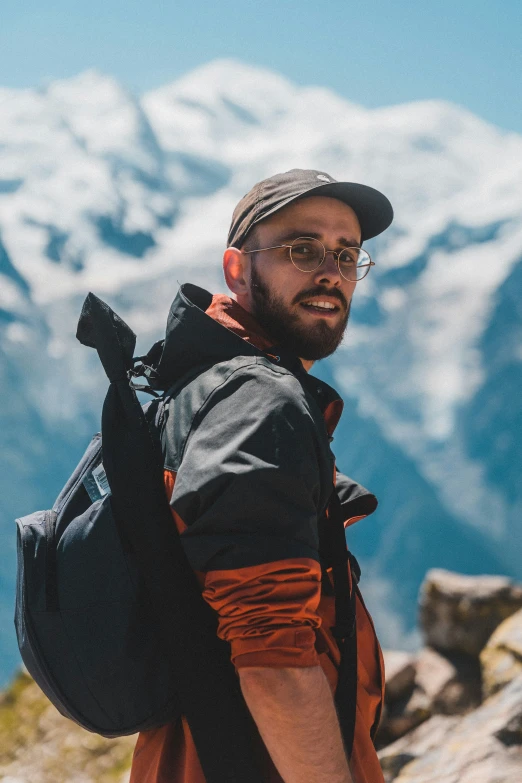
[203,558,322,668]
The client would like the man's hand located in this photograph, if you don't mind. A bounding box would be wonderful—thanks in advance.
[239,665,354,783]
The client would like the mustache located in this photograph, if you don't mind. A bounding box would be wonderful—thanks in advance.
[293,286,348,310]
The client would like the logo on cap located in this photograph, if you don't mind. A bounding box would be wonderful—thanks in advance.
[316,174,331,182]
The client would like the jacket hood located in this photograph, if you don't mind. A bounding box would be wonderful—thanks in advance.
[156,284,262,383]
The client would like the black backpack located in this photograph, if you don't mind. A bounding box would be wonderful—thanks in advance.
[15,290,359,778]
[15,293,266,783]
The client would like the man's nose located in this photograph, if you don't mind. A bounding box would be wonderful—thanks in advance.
[312,251,342,285]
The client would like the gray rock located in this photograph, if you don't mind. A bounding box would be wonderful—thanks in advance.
[377,646,481,747]
[383,650,417,702]
[378,673,522,782]
[378,715,460,782]
[414,646,481,714]
[419,569,522,656]
[414,646,456,703]
[376,679,431,748]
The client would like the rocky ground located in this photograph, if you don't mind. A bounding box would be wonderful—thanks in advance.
[0,673,135,783]
[2,567,522,782]
[376,569,522,782]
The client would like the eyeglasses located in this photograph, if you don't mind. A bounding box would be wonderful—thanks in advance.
[242,236,374,282]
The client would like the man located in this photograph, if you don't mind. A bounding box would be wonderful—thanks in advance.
[130,169,393,783]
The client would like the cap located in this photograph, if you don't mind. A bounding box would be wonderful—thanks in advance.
[227,168,393,247]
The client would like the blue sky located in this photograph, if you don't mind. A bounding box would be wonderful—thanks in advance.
[2,0,521,133]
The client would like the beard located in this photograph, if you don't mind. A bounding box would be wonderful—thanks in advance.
[249,261,351,360]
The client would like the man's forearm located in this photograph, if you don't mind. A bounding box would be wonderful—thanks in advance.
[239,665,354,783]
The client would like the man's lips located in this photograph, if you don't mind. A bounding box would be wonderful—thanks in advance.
[299,302,340,318]
[296,293,346,317]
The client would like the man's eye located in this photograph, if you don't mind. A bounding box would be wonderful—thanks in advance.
[292,243,314,256]
[339,249,358,265]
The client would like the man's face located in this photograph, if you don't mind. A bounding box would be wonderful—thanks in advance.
[243,196,361,362]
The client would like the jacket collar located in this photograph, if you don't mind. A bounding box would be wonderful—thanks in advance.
[205,293,274,352]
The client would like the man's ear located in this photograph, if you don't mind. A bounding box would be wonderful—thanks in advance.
[223,247,249,296]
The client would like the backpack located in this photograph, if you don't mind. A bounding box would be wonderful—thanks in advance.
[15,293,266,783]
[14,289,359,776]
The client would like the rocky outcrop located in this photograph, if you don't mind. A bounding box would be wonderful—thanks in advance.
[418,569,522,656]
[379,674,522,782]
[376,645,482,747]
[378,569,522,782]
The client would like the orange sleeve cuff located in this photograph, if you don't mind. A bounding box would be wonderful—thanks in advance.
[202,558,323,669]
[231,626,320,668]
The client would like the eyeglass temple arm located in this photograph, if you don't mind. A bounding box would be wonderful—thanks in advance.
[241,244,290,255]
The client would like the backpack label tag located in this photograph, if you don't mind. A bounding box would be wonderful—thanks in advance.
[83,463,111,502]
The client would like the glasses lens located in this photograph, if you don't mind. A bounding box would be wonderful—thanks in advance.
[290,238,324,272]
[338,248,372,281]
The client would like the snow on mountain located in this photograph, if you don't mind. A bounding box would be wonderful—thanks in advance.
[1,58,521,680]
[0,70,178,307]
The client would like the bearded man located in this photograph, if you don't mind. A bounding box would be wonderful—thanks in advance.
[130,169,393,783]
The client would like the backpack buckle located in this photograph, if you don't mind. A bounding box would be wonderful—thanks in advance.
[127,363,161,397]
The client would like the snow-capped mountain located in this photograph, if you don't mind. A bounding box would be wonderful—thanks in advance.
[1,59,521,682]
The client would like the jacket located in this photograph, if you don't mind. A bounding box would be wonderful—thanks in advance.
[130,283,385,783]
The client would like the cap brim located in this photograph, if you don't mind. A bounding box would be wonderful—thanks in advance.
[252,181,393,242]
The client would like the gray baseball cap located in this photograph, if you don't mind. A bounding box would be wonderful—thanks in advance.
[227,168,394,247]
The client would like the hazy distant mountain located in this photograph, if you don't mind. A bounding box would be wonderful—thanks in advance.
[1,59,521,682]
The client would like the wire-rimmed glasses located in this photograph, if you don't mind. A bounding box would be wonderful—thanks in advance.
[242,236,374,282]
